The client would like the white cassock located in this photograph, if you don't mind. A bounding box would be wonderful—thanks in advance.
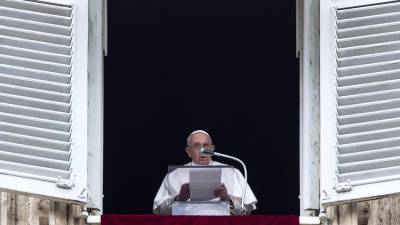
[153,161,257,215]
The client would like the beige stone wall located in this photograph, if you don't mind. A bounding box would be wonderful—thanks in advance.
[0,192,85,225]
[327,196,400,225]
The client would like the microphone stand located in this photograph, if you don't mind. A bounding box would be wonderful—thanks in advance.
[201,148,248,214]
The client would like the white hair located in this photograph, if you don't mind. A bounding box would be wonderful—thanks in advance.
[186,130,212,146]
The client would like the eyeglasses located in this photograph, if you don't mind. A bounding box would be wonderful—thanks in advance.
[188,143,215,151]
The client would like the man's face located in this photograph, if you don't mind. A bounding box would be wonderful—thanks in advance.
[186,132,213,165]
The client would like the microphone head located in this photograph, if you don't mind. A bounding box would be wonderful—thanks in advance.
[200,147,214,155]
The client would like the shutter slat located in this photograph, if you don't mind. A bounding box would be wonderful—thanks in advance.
[0,73,70,93]
[338,22,400,39]
[0,35,71,55]
[339,146,400,164]
[0,54,70,74]
[0,160,69,179]
[0,15,71,36]
[0,141,69,161]
[338,41,400,58]
[0,102,70,122]
[0,26,71,46]
[338,79,400,96]
[338,98,400,115]
[339,165,400,182]
[0,64,70,83]
[0,83,70,102]
[0,150,70,170]
[338,69,400,86]
[0,92,70,112]
[338,31,400,48]
[339,117,400,134]
[338,108,400,125]
[0,112,70,132]
[0,6,71,26]
[0,122,70,142]
[338,127,400,145]
[0,131,70,151]
[338,137,400,154]
[338,2,400,19]
[339,156,400,173]
[338,60,400,77]
[338,12,400,29]
[0,45,71,64]
[338,89,400,105]
[0,0,72,17]
[338,51,400,67]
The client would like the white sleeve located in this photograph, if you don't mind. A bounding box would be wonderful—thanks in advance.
[231,168,257,213]
[153,176,174,215]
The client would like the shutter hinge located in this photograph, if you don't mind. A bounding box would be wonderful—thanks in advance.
[322,189,330,200]
[335,180,352,193]
[57,176,75,189]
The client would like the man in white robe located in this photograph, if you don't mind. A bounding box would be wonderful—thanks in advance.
[153,130,257,215]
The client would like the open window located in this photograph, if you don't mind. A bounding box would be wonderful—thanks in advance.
[0,0,88,203]
[321,0,400,205]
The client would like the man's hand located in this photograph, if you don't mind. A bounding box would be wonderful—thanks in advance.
[214,183,229,201]
[175,183,190,201]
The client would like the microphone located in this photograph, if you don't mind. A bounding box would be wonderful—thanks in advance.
[200,147,249,214]
[199,147,214,155]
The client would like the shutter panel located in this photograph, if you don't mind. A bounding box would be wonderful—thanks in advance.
[0,0,88,202]
[321,0,400,205]
[336,1,400,184]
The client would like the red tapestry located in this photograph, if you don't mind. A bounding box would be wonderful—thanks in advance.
[101,215,299,225]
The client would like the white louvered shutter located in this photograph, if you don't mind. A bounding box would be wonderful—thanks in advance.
[0,0,88,202]
[321,0,400,205]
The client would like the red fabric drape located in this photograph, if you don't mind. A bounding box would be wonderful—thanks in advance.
[101,215,299,225]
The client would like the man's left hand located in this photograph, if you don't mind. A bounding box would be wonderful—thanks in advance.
[214,183,229,201]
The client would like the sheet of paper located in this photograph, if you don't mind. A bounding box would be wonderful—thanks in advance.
[189,167,222,201]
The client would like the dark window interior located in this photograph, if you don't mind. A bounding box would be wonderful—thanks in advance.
[104,0,299,214]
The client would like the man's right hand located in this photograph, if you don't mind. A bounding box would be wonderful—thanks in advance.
[175,183,190,201]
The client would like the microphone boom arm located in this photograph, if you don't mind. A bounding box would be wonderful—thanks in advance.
[201,148,248,214]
